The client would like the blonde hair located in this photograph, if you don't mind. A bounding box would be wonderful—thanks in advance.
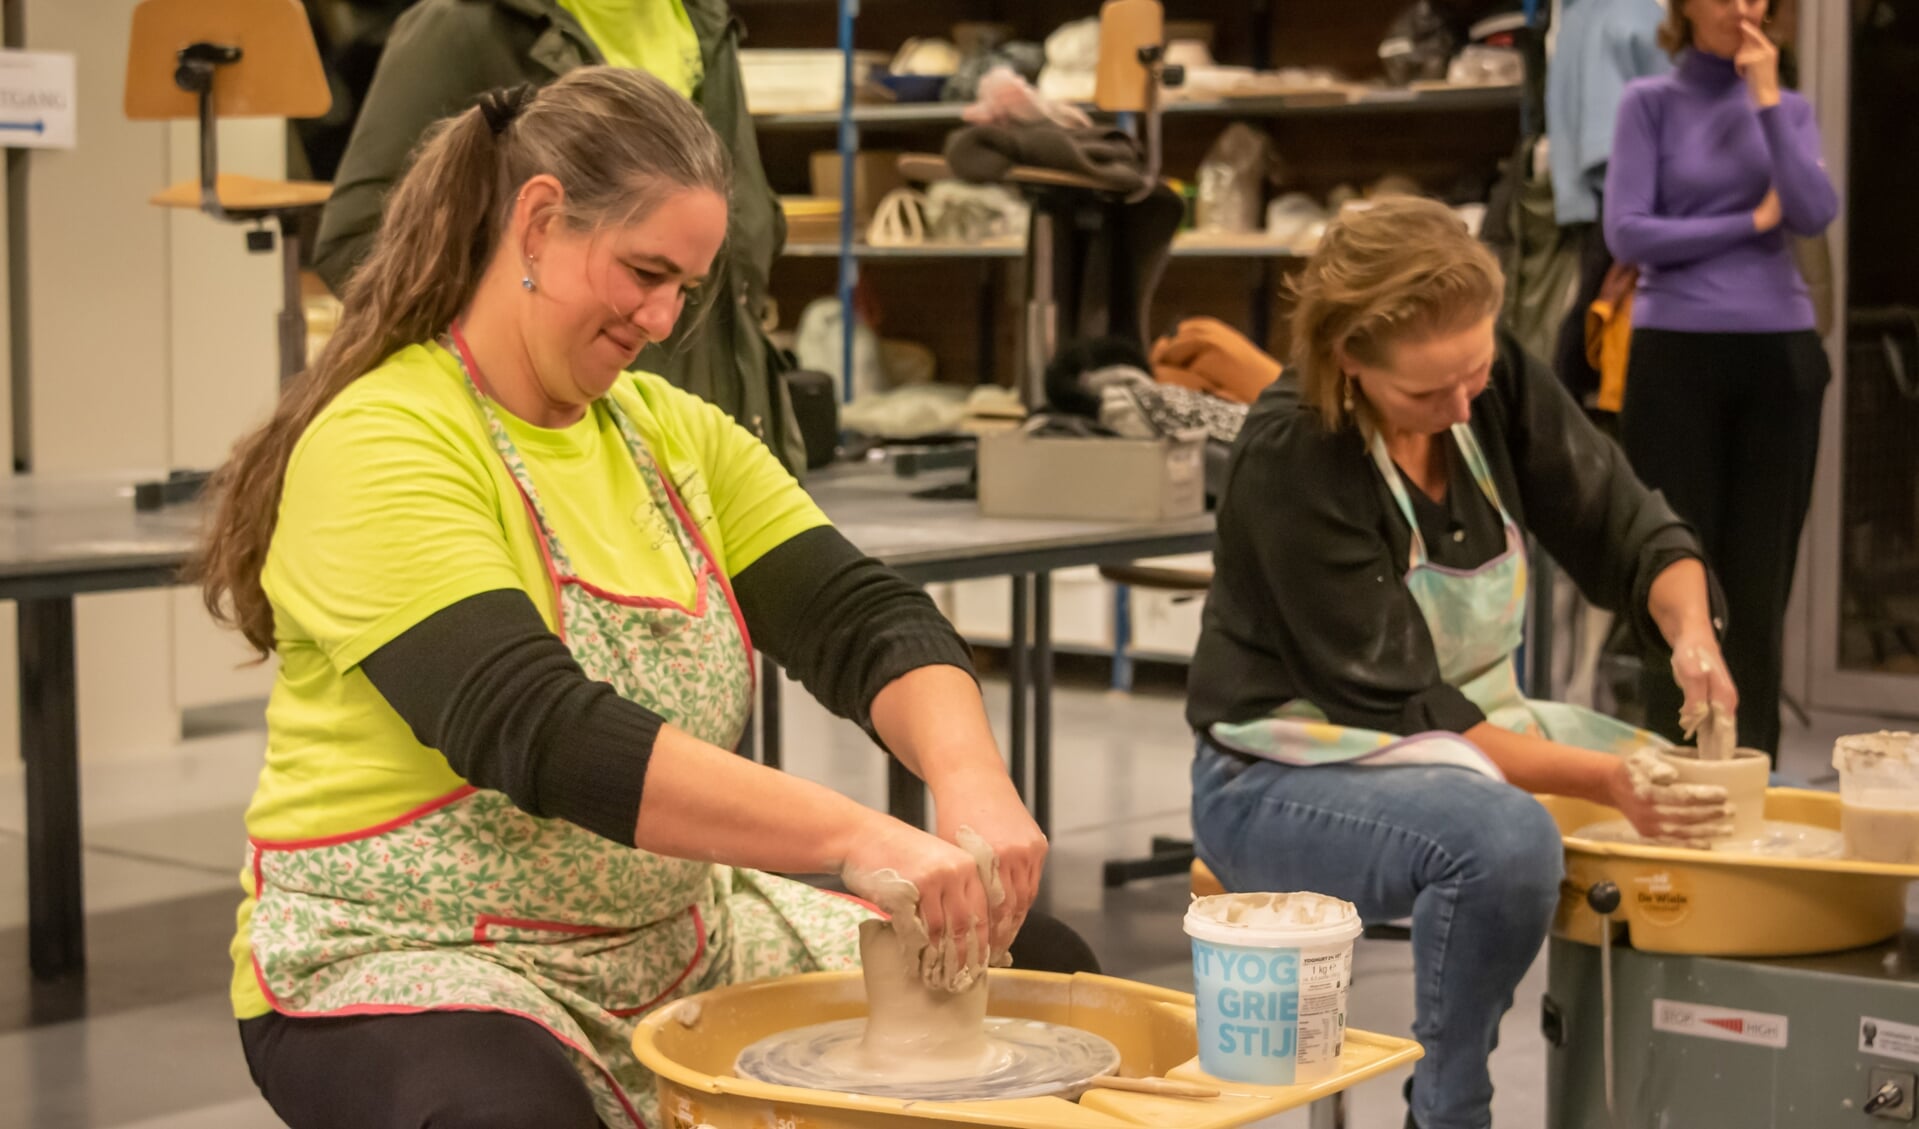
[1288,196,1504,431]
[194,67,730,657]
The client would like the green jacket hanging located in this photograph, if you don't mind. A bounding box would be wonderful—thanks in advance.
[312,0,803,471]
[1492,136,1582,367]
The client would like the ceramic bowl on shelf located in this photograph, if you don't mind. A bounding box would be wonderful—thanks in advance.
[877,72,948,103]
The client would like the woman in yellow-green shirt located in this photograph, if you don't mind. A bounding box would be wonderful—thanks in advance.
[314,0,805,470]
[200,71,1051,1129]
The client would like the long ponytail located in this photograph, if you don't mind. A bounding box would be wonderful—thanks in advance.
[193,67,730,656]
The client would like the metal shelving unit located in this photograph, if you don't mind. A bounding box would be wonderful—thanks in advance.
[782,240,1023,259]
[783,2,1535,684]
[803,2,1529,402]
[754,82,1523,129]
[781,239,1311,260]
[833,0,860,401]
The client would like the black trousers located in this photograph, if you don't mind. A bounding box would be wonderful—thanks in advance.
[239,910,1100,1129]
[1619,327,1830,757]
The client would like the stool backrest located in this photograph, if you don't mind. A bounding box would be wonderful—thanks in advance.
[1094,0,1163,113]
[125,0,330,121]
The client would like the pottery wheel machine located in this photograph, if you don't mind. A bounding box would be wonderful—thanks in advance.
[1542,733,1919,1127]
[635,969,1421,1129]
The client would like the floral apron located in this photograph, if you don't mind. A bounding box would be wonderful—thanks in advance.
[1211,423,1664,775]
[246,327,872,1128]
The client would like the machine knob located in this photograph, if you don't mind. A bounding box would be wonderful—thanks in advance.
[1866,1081,1905,1115]
[1587,880,1622,916]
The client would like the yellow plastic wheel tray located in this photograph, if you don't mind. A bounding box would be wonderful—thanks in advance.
[633,969,1423,1128]
[1545,787,1919,957]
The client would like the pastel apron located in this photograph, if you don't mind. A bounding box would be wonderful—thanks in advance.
[1211,423,1664,774]
[246,327,873,1128]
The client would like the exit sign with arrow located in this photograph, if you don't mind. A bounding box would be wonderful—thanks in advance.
[0,50,74,150]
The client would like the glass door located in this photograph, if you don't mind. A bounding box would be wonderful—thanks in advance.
[1802,0,1919,717]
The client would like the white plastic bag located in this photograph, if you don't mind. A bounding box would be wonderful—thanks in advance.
[795,298,884,402]
[1037,18,1100,105]
[1196,123,1279,234]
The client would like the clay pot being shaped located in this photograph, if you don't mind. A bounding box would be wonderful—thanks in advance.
[1657,747,1769,845]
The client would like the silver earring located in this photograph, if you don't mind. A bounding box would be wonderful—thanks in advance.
[521,275,536,292]
[1342,377,1356,413]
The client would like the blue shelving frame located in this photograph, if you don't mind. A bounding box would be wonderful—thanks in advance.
[836,0,860,404]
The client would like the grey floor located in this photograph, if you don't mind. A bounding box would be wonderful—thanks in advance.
[0,661,1892,1129]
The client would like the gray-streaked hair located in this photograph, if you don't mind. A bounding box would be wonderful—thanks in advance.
[196,67,731,657]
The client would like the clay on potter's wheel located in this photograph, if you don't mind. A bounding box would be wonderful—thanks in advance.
[734,1014,1121,1102]
[732,829,1120,1102]
[851,916,999,1077]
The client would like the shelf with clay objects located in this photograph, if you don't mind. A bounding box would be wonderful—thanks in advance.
[781,234,1311,260]
[781,239,1022,259]
[750,81,1520,128]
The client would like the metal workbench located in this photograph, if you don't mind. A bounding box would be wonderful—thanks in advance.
[799,467,1216,837]
[0,475,204,983]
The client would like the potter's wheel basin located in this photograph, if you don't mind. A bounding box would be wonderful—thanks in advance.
[1547,788,1919,957]
[734,1014,1121,1101]
[634,969,1422,1128]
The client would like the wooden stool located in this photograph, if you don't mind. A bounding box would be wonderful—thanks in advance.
[124,0,333,509]
[894,0,1182,410]
[128,0,333,386]
[896,153,1118,411]
[1190,858,1224,898]
[1101,560,1211,694]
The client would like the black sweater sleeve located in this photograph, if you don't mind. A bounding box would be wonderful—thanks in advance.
[355,530,970,844]
[731,525,977,730]
[359,589,661,847]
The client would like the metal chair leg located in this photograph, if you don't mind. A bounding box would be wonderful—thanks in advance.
[1024,210,1057,410]
[1307,1092,1347,1129]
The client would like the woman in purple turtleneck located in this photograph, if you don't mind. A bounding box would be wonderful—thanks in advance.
[1604,0,1837,760]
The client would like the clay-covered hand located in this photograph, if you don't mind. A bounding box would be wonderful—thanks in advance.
[841,814,993,980]
[1680,699,1738,762]
[1608,748,1734,847]
[936,778,1045,963]
[1668,632,1739,740]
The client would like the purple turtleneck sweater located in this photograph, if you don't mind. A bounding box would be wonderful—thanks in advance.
[1603,49,1838,333]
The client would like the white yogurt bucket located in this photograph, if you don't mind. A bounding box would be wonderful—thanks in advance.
[1183,891,1363,1086]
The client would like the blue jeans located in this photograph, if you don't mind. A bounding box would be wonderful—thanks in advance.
[1191,740,1564,1129]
